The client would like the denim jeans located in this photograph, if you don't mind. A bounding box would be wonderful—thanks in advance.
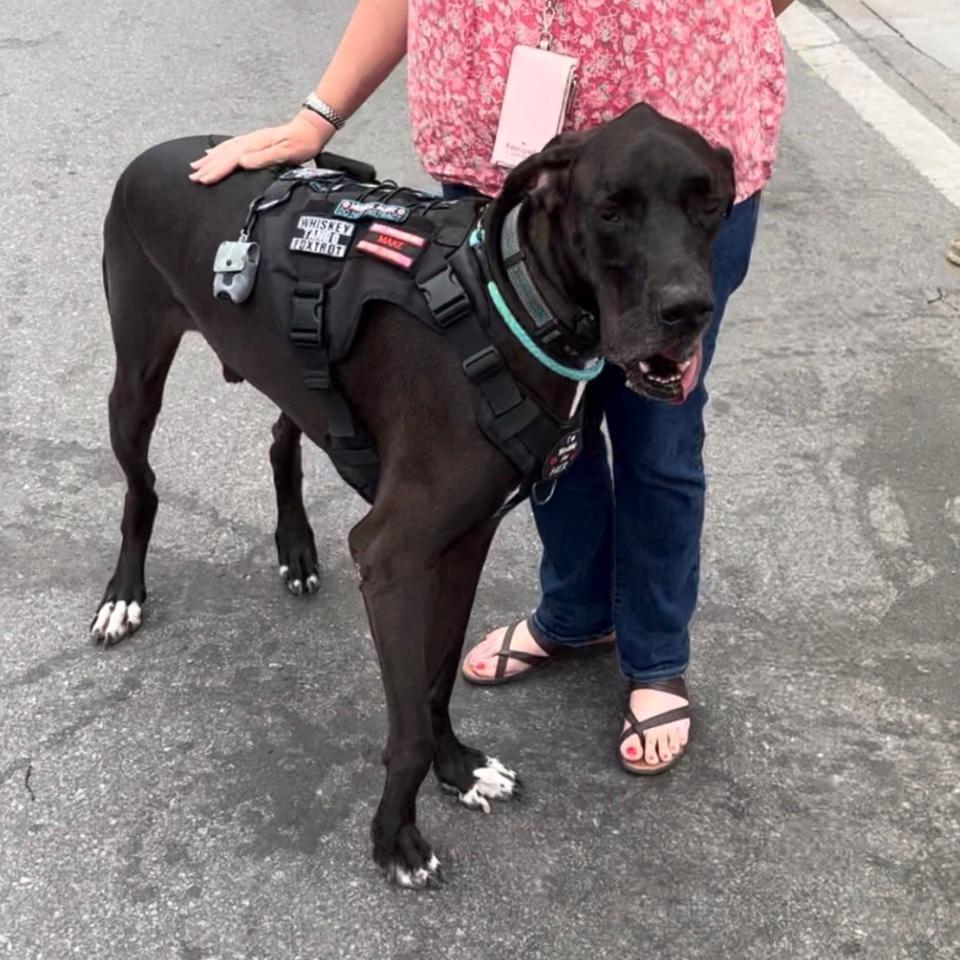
[442,183,761,682]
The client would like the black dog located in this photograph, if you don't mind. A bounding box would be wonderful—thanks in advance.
[91,104,734,888]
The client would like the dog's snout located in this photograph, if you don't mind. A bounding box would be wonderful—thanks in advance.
[658,286,714,328]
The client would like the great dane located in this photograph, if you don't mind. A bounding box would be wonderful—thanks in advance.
[91,103,734,888]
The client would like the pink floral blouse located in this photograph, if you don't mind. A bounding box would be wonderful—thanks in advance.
[407,0,787,202]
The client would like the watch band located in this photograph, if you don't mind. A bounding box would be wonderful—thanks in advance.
[302,93,346,131]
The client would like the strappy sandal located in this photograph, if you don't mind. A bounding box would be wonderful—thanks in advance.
[619,677,691,776]
[462,618,615,687]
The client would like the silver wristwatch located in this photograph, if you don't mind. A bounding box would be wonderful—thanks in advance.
[302,93,346,130]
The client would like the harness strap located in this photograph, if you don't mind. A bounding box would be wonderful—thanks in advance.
[287,282,380,498]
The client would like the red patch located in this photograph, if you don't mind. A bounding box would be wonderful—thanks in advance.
[356,222,428,270]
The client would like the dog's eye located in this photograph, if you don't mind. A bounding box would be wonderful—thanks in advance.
[702,198,725,217]
[598,205,621,223]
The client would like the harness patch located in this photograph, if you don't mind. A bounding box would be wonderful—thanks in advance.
[542,429,582,480]
[289,215,355,258]
[334,198,410,223]
[279,167,344,182]
[356,222,427,270]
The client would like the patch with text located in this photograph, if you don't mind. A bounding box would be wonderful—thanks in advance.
[289,215,355,258]
[356,222,428,271]
[542,429,582,480]
[333,198,411,223]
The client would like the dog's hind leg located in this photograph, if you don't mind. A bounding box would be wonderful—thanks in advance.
[269,412,320,596]
[92,204,189,646]
[427,523,522,811]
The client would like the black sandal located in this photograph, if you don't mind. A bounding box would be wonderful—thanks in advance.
[462,618,615,687]
[619,677,690,776]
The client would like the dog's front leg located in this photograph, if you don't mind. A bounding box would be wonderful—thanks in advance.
[426,523,522,811]
[348,510,443,890]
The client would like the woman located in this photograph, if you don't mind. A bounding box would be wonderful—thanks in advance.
[190,0,791,775]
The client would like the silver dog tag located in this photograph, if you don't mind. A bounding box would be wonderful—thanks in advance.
[213,240,260,303]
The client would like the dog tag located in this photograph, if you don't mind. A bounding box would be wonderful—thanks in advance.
[212,240,260,303]
[542,428,582,480]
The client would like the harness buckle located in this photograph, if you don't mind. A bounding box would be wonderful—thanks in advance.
[462,345,504,383]
[289,285,325,345]
[419,266,472,328]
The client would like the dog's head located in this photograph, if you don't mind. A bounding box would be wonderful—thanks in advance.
[500,103,735,402]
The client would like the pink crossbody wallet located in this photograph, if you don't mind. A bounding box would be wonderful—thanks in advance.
[491,45,578,169]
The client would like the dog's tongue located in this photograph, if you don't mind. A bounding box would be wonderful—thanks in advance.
[665,343,702,404]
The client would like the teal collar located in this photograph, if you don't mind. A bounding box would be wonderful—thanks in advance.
[469,225,604,383]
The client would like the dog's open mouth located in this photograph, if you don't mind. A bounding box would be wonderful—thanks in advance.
[624,343,702,404]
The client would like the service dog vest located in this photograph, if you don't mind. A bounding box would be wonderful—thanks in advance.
[214,159,583,508]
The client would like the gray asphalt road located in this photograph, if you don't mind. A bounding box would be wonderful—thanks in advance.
[1,2,959,958]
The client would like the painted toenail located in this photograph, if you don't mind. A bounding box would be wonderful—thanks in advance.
[625,746,637,757]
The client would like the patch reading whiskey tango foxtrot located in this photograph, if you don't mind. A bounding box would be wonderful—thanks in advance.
[356,222,428,270]
[289,215,355,258]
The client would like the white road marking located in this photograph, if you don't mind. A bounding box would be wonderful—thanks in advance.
[780,3,960,211]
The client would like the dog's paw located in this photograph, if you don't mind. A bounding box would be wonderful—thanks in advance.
[454,757,522,814]
[275,523,320,597]
[385,853,443,890]
[277,564,320,597]
[375,825,442,891]
[90,599,143,647]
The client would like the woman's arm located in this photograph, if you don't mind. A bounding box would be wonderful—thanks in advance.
[190,0,408,184]
[311,0,409,121]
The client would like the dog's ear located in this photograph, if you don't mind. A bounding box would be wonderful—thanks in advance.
[499,130,591,211]
[713,145,736,216]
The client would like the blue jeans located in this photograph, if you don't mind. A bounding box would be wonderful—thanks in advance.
[442,183,761,683]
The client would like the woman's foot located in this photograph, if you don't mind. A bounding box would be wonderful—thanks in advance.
[462,619,614,685]
[620,680,691,774]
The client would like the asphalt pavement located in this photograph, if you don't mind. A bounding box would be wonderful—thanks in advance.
[1,2,958,957]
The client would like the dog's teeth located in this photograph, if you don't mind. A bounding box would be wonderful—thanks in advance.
[638,361,651,373]
[677,359,692,371]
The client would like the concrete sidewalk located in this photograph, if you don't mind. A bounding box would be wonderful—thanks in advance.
[823,0,960,73]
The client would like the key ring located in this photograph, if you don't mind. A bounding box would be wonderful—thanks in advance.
[538,0,558,50]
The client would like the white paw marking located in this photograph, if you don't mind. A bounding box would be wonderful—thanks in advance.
[106,601,128,640]
[91,602,113,637]
[127,602,142,630]
[392,855,441,889]
[278,565,290,580]
[92,599,142,643]
[305,573,320,593]
[458,756,518,813]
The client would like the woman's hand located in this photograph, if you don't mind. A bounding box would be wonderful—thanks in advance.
[188,111,333,185]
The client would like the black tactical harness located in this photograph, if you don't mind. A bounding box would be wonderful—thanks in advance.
[216,159,586,511]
